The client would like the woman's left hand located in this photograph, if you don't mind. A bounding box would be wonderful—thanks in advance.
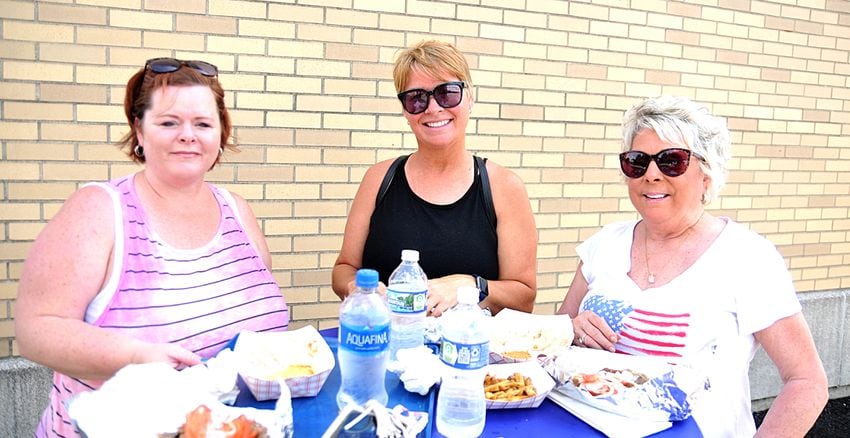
[572,310,619,352]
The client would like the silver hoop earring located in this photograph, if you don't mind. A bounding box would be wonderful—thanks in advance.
[134,145,144,158]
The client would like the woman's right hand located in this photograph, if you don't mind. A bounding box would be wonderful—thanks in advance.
[572,310,619,352]
[130,341,203,370]
[345,279,387,298]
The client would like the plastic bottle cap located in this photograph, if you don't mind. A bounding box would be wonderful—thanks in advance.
[355,269,379,288]
[457,286,478,305]
[401,249,419,262]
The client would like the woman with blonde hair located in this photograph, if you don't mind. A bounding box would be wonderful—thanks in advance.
[332,40,537,317]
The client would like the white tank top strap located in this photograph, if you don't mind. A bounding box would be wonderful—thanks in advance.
[216,186,245,229]
[81,182,124,323]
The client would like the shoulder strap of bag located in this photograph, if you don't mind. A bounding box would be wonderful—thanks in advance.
[475,155,497,228]
[376,154,409,206]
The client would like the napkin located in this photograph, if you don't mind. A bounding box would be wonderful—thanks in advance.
[68,360,283,438]
[389,346,444,395]
[547,387,671,438]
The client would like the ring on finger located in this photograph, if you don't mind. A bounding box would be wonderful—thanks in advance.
[579,335,585,345]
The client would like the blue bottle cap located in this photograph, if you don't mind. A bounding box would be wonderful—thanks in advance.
[355,269,379,288]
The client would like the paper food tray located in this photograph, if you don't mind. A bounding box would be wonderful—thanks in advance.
[235,326,335,400]
[488,309,574,364]
[542,347,707,422]
[484,361,555,410]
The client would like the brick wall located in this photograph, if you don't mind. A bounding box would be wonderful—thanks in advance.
[1,0,849,358]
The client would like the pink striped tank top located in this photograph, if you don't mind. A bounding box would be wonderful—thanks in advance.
[37,174,289,437]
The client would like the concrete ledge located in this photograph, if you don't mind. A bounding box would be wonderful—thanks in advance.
[0,357,52,438]
[750,288,849,409]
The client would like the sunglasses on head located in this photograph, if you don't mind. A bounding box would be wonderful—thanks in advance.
[397,81,465,115]
[619,148,701,178]
[145,57,218,77]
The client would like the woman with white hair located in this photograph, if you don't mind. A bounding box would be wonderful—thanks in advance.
[558,95,827,436]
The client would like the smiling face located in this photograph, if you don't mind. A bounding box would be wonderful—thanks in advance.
[135,85,221,183]
[402,68,472,150]
[627,129,709,227]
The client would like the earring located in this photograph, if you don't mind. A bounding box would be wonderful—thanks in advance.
[134,144,144,158]
[218,147,224,156]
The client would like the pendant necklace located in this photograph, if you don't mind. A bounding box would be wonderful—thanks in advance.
[643,212,704,285]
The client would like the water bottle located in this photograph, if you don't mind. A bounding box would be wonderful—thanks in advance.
[337,269,391,409]
[387,249,428,363]
[436,286,489,438]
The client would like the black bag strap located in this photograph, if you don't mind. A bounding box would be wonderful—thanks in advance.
[475,155,497,228]
[376,154,408,206]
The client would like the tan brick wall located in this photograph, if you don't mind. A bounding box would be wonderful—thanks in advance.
[1,0,849,357]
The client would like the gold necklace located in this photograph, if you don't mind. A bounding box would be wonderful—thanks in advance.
[643,212,704,285]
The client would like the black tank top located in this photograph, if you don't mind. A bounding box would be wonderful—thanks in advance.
[362,155,499,284]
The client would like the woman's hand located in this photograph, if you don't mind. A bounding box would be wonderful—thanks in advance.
[426,274,474,317]
[130,340,203,370]
[345,279,388,298]
[572,310,619,352]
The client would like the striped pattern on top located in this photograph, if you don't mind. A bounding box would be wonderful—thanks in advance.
[37,174,288,438]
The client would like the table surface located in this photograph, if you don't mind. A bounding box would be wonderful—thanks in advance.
[234,327,702,437]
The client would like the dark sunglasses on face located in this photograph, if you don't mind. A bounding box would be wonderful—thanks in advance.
[397,81,465,115]
[145,57,218,77]
[619,147,701,178]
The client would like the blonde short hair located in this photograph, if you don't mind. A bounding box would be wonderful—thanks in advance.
[393,40,473,93]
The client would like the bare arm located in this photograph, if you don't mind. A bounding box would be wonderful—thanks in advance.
[15,186,200,381]
[231,193,274,270]
[332,160,394,299]
[754,313,828,437]
[557,262,618,351]
[478,162,537,315]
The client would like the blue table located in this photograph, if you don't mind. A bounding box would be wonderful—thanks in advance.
[234,328,702,437]
[233,328,434,437]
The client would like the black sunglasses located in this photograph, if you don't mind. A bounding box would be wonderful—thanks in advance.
[145,57,218,77]
[619,148,701,178]
[397,81,465,115]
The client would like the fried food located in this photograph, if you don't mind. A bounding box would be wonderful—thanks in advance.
[501,350,532,361]
[484,372,537,401]
[267,363,315,380]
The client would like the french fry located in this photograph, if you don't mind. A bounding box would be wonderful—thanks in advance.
[483,372,537,401]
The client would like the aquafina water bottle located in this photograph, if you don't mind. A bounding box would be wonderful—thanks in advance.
[337,268,390,409]
[387,249,428,363]
[436,286,489,437]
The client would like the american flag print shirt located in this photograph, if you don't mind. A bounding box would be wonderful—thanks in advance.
[581,294,691,359]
